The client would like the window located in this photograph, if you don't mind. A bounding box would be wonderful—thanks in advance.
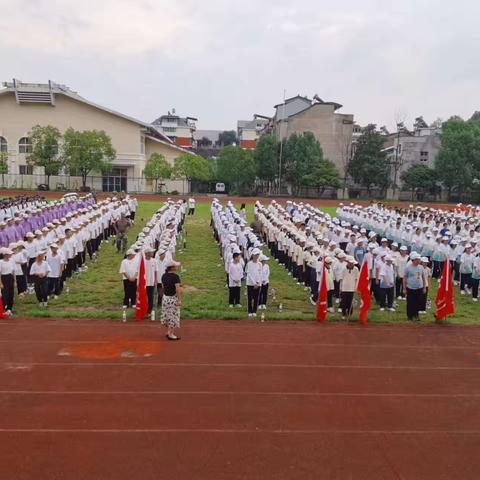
[18,137,31,154]
[420,151,429,162]
[397,143,402,155]
[0,136,7,153]
[140,135,145,154]
[162,127,176,133]
[19,165,34,175]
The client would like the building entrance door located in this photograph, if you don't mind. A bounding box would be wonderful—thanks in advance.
[102,168,127,192]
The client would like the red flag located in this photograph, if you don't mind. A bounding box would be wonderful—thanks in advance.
[435,260,455,321]
[0,295,7,319]
[135,255,148,322]
[316,261,328,323]
[357,260,371,325]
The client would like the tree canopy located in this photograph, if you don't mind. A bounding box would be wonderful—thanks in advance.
[27,125,63,187]
[401,164,437,199]
[143,153,172,192]
[216,146,256,194]
[173,153,212,181]
[254,134,279,182]
[434,117,480,196]
[347,124,390,193]
[218,130,237,147]
[62,128,115,187]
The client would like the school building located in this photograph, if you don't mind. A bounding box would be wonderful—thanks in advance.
[0,79,194,193]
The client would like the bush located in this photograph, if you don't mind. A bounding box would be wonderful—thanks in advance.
[170,190,179,195]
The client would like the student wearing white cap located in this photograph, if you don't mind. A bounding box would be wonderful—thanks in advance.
[395,246,409,300]
[459,245,474,295]
[339,256,359,319]
[155,248,168,308]
[246,248,262,317]
[144,248,157,314]
[29,250,51,307]
[403,253,425,321]
[12,242,28,296]
[258,254,270,310]
[161,260,182,340]
[471,253,480,302]
[119,250,138,308]
[0,248,15,314]
[228,252,243,308]
[47,243,64,298]
[379,256,395,311]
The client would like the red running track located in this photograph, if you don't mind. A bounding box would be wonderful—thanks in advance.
[0,319,479,480]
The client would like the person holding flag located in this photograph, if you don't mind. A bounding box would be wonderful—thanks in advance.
[356,257,371,325]
[435,259,455,321]
[316,258,328,322]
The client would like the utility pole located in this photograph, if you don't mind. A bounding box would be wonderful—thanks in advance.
[278,89,286,194]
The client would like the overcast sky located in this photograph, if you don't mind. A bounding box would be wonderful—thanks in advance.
[1,0,479,131]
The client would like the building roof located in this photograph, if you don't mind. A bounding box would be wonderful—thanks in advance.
[152,114,197,127]
[274,94,311,109]
[193,129,222,143]
[0,79,176,145]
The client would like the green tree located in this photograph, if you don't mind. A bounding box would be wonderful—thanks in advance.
[302,159,342,196]
[254,135,279,190]
[0,151,8,186]
[347,124,390,194]
[63,128,116,188]
[173,153,212,193]
[143,153,172,193]
[27,125,63,189]
[283,132,327,194]
[218,130,237,147]
[469,111,480,129]
[401,164,437,200]
[435,118,480,198]
[216,146,256,194]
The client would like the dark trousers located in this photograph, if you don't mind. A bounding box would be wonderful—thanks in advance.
[16,274,27,294]
[460,273,472,291]
[471,278,480,299]
[48,277,62,296]
[33,276,48,303]
[146,286,155,313]
[406,287,423,320]
[188,208,195,215]
[247,285,260,314]
[1,274,14,311]
[27,258,35,283]
[228,286,241,305]
[157,283,164,307]
[259,283,269,306]
[380,286,394,308]
[333,280,341,299]
[395,277,404,298]
[432,261,444,279]
[123,279,137,307]
[340,291,354,316]
[327,290,334,308]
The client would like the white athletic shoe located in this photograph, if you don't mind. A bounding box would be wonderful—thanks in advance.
[236,304,242,308]
[229,304,234,308]
[388,308,396,312]
[461,290,465,295]
[252,313,257,317]
[473,298,478,302]
[419,311,426,315]
[380,308,385,311]
[309,297,317,306]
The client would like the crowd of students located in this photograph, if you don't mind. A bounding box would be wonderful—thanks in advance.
[211,199,270,317]
[0,193,138,314]
[224,199,479,322]
[118,200,185,340]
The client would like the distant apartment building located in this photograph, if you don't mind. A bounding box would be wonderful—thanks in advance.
[264,94,354,170]
[237,115,270,149]
[152,110,197,148]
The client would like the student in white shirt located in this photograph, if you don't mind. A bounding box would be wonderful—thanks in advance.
[29,250,51,307]
[258,255,270,310]
[12,242,28,296]
[144,248,157,314]
[0,248,16,313]
[246,248,263,317]
[187,198,196,216]
[47,244,65,298]
[119,250,138,307]
[379,256,395,311]
[228,252,244,308]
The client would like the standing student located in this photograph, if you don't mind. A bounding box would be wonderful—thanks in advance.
[324,257,335,313]
[459,245,474,295]
[29,250,51,307]
[0,248,16,314]
[161,260,182,341]
[471,254,480,302]
[379,255,395,311]
[144,248,157,314]
[403,253,425,322]
[12,242,28,296]
[419,257,431,314]
[119,250,138,308]
[46,244,64,298]
[187,198,196,216]
[258,254,270,310]
[155,249,168,307]
[339,256,359,319]
[246,248,263,317]
[395,246,409,300]
[228,252,243,308]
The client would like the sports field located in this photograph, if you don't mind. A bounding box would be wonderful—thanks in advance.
[10,199,480,324]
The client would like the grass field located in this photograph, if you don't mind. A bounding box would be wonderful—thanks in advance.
[12,200,480,325]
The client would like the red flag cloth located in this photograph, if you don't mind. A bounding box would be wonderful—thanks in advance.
[435,260,455,321]
[135,255,148,322]
[0,296,7,319]
[357,260,371,325]
[316,261,328,322]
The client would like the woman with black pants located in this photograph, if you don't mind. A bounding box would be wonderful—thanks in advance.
[29,251,51,307]
[246,248,262,317]
[119,250,138,307]
[0,248,16,314]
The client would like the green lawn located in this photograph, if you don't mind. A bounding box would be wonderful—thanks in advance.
[13,200,480,325]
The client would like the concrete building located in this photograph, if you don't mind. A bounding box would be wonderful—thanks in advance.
[237,115,270,149]
[0,79,193,192]
[267,94,354,170]
[152,110,197,149]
